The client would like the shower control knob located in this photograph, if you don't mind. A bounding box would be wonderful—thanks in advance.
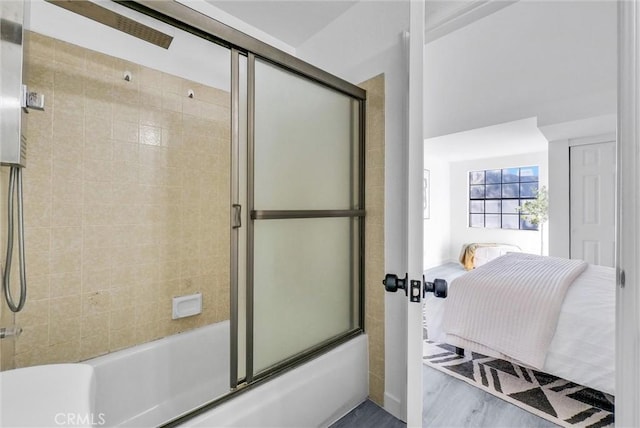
[0,326,22,339]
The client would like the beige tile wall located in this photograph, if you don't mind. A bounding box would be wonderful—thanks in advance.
[360,74,385,405]
[12,32,230,367]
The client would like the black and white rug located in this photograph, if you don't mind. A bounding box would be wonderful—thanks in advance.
[423,340,614,428]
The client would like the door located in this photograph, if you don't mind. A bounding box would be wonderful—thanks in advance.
[240,54,364,384]
[570,141,616,267]
[407,1,425,426]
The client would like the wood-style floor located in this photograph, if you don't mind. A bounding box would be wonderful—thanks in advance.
[423,364,558,427]
[331,368,556,428]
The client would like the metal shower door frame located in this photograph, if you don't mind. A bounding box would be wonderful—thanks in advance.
[243,52,366,385]
[229,48,242,389]
[116,1,367,424]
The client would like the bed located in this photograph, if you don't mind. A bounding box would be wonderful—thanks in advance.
[424,253,616,396]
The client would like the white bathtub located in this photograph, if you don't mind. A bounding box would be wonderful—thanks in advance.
[87,320,368,427]
[88,321,230,427]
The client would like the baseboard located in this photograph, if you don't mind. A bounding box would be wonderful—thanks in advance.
[383,391,405,422]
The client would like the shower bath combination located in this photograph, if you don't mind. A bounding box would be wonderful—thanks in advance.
[0,0,368,425]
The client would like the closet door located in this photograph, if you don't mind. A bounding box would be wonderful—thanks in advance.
[570,141,616,267]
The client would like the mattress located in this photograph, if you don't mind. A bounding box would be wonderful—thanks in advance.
[423,262,615,395]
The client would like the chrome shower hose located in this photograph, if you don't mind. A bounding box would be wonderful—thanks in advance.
[3,166,26,312]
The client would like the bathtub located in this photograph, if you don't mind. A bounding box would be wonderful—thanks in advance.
[87,320,368,427]
[88,321,230,427]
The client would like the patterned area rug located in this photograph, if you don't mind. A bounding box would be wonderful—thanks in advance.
[423,340,614,428]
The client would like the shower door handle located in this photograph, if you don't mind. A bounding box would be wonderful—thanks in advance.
[232,204,242,229]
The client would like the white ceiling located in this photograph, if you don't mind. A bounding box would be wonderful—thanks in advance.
[206,0,502,48]
[424,0,617,139]
[206,0,358,47]
[424,117,548,162]
[425,0,517,42]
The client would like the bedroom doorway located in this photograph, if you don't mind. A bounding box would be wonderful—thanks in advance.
[421,0,619,426]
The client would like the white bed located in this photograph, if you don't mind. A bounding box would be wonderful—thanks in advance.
[424,257,615,395]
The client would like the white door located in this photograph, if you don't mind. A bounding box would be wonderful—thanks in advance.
[406,1,425,426]
[570,141,616,267]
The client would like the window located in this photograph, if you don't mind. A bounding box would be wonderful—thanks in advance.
[469,166,539,230]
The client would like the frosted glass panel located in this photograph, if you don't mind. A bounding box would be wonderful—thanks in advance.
[253,218,357,373]
[254,59,358,210]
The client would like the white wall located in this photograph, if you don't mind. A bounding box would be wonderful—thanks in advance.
[548,139,570,259]
[424,0,617,138]
[297,2,410,419]
[448,152,549,259]
[423,156,451,268]
[424,117,548,268]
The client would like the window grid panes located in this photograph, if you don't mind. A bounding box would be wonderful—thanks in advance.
[468,166,539,230]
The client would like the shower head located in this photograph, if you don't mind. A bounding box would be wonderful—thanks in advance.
[45,0,173,49]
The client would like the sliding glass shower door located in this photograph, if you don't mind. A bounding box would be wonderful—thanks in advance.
[241,55,364,381]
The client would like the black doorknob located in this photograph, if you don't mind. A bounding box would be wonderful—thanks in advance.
[382,273,408,295]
